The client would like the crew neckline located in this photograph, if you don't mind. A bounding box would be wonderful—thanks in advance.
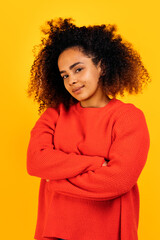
[76,98,117,111]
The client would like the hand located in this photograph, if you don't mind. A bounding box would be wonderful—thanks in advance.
[46,179,50,182]
[102,161,107,166]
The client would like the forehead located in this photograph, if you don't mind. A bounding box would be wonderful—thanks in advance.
[58,47,90,69]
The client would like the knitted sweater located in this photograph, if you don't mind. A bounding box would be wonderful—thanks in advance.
[27,98,150,240]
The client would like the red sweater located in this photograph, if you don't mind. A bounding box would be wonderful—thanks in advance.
[27,98,150,240]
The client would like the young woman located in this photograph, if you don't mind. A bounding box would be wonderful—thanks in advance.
[27,18,150,240]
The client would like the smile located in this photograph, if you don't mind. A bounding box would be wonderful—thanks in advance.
[72,85,85,94]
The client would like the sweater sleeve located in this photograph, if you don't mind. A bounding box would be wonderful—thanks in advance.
[50,107,150,201]
[27,107,105,180]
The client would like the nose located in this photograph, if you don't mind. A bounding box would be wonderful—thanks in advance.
[68,75,77,86]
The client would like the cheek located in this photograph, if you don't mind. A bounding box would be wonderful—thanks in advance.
[63,81,71,93]
[86,69,100,83]
[63,81,67,90]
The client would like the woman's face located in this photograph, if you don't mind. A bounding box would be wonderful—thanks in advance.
[58,47,109,108]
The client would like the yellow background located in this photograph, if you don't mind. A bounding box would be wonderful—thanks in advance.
[0,0,159,239]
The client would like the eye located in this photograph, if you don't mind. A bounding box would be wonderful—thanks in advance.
[75,68,83,73]
[61,74,69,80]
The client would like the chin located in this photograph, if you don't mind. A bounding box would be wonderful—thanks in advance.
[74,96,88,102]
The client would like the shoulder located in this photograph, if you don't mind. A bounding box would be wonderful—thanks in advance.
[110,99,148,130]
[40,106,59,119]
[33,105,62,129]
[112,99,149,138]
[112,99,144,118]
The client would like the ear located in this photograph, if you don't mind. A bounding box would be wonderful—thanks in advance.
[97,60,106,76]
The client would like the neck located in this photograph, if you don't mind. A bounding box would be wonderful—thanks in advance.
[80,95,111,108]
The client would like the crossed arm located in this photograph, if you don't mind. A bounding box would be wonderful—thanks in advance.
[27,107,106,181]
[27,107,150,201]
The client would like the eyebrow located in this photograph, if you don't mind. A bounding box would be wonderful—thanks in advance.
[59,62,84,74]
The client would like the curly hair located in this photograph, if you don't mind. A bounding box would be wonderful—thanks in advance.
[27,17,150,114]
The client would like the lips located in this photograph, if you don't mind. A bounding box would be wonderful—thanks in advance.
[72,85,84,93]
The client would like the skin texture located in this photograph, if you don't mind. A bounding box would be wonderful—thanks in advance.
[58,47,111,108]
